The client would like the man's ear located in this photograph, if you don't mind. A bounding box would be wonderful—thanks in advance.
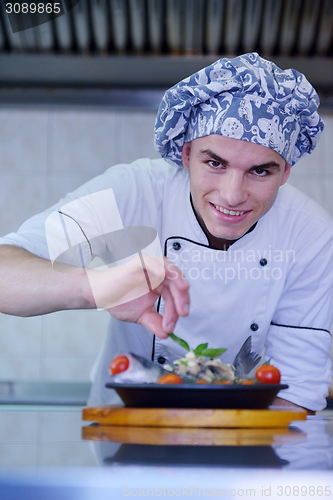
[181,142,191,171]
[281,162,291,185]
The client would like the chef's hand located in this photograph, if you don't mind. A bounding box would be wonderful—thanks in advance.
[84,255,190,339]
[107,257,189,339]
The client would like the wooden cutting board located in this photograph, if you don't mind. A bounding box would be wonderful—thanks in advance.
[82,424,307,446]
[82,405,307,428]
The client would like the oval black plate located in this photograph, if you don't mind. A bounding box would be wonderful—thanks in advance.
[105,383,288,409]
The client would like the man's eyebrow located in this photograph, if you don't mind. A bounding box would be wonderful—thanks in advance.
[252,162,281,170]
[199,150,282,170]
[199,149,229,165]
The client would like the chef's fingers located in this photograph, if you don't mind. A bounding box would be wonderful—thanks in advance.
[160,285,179,334]
[155,259,190,317]
[138,307,169,339]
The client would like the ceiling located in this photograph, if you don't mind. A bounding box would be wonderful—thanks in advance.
[0,0,332,106]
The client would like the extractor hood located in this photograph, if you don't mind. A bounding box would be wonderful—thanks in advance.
[0,0,332,98]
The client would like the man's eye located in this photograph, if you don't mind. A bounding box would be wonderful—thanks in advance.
[253,168,269,177]
[208,160,222,169]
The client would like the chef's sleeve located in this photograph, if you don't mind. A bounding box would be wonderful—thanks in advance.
[266,221,333,411]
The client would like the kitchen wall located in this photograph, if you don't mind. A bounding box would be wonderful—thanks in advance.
[0,105,332,383]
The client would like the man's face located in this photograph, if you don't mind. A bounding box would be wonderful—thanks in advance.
[182,135,291,242]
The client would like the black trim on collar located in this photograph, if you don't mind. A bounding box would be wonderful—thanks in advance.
[151,296,162,361]
[189,194,257,251]
[271,321,331,336]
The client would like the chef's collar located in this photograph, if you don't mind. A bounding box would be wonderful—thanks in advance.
[189,194,257,251]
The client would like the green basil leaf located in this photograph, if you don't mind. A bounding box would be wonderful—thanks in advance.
[200,348,227,358]
[194,343,209,355]
[168,333,190,351]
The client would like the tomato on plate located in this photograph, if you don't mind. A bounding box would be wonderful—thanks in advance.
[158,373,184,384]
[110,355,129,375]
[255,364,281,384]
[238,379,255,385]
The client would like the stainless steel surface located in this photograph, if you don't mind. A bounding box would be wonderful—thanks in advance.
[0,382,91,405]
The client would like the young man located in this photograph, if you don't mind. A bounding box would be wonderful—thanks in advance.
[0,53,332,412]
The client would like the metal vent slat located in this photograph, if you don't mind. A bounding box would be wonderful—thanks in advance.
[0,0,332,57]
[109,0,128,53]
[243,0,263,53]
[297,0,322,55]
[54,0,73,50]
[37,17,54,50]
[260,0,283,55]
[0,1,23,50]
[0,9,4,50]
[91,0,110,51]
[72,0,91,51]
[184,0,205,55]
[316,0,333,55]
[147,0,164,54]
[205,0,225,54]
[279,0,303,55]
[129,0,146,53]
[166,0,185,54]
[224,0,244,54]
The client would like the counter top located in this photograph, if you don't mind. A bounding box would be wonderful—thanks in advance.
[0,405,332,499]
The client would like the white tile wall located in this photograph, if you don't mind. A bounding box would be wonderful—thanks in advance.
[0,105,332,383]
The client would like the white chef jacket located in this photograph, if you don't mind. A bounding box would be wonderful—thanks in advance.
[1,158,333,410]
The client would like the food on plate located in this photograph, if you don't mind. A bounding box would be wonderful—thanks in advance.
[255,364,281,384]
[165,348,236,384]
[110,355,129,375]
[158,373,183,384]
[109,353,166,383]
[108,335,268,385]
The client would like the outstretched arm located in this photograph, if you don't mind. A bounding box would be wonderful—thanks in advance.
[0,246,190,338]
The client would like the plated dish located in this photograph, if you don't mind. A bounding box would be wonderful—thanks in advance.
[105,382,288,409]
[106,335,286,409]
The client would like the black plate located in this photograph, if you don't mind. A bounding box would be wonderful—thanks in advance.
[105,383,288,409]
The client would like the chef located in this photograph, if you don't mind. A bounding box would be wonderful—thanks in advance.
[0,53,332,413]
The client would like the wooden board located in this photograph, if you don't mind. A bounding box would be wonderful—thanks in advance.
[82,424,307,446]
[82,405,307,428]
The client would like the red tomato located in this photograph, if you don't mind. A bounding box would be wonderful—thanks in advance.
[239,379,255,385]
[158,374,184,384]
[255,364,281,384]
[110,355,129,375]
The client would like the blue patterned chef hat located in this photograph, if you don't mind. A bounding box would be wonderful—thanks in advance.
[154,52,324,167]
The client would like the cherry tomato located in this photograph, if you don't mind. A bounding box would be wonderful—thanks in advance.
[195,379,208,384]
[214,380,233,385]
[238,379,255,385]
[158,373,184,384]
[255,364,281,384]
[110,355,129,375]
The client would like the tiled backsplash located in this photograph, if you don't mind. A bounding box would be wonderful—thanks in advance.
[0,106,332,382]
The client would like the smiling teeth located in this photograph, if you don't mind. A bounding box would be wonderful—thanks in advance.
[214,205,245,216]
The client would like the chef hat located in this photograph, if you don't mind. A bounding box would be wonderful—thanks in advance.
[154,52,324,167]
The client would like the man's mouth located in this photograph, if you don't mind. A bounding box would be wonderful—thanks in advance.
[213,204,245,216]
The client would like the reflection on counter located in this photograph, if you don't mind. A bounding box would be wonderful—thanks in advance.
[84,415,333,470]
[0,406,96,468]
[0,404,332,470]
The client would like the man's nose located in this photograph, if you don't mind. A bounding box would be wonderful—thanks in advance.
[218,171,248,207]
